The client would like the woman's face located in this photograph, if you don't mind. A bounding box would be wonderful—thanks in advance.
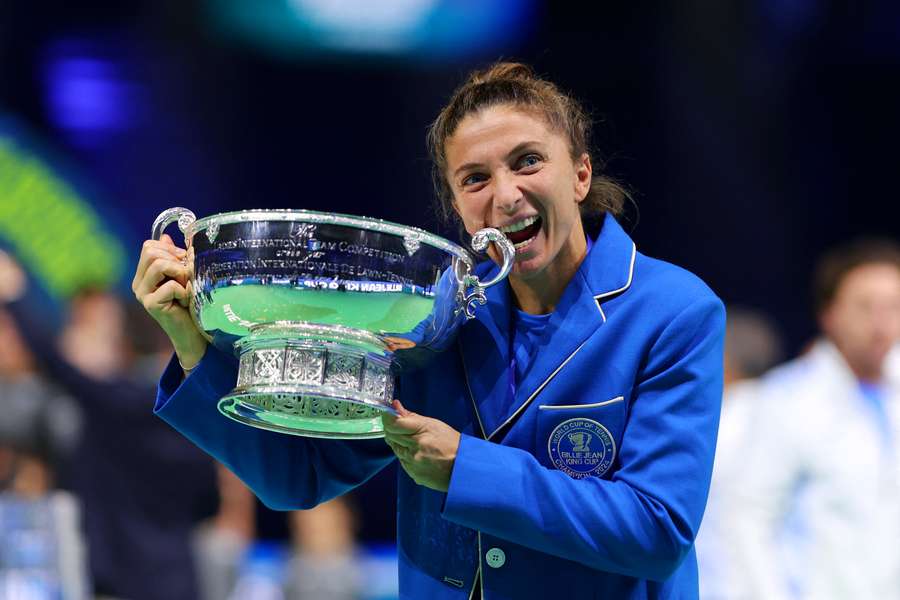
[444,104,592,283]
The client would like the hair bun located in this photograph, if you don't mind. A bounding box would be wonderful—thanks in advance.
[470,62,534,85]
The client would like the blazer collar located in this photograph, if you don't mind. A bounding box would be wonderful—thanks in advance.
[459,213,638,441]
[580,213,638,315]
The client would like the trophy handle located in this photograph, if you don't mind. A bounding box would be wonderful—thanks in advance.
[461,228,515,319]
[151,207,197,242]
[149,207,212,343]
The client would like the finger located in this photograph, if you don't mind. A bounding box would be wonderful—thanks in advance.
[177,280,193,308]
[143,237,185,261]
[392,399,412,417]
[133,240,186,290]
[382,405,413,434]
[136,258,190,299]
[383,400,421,434]
[395,456,416,476]
[383,439,409,460]
[143,279,190,312]
[157,233,188,255]
[382,416,419,435]
[133,247,186,290]
[139,258,189,298]
[396,460,426,487]
[383,431,416,448]
[383,438,399,456]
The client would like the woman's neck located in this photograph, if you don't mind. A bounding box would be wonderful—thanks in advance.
[510,231,588,315]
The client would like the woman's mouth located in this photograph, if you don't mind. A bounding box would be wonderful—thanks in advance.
[500,215,543,252]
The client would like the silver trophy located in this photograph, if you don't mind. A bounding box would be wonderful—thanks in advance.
[151,208,515,439]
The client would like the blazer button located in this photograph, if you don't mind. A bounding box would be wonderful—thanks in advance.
[485,547,506,569]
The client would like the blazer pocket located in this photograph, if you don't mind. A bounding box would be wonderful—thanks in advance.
[536,396,626,479]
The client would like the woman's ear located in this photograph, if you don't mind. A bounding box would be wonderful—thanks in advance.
[574,153,592,203]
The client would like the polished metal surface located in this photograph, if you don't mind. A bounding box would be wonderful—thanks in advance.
[152,207,515,438]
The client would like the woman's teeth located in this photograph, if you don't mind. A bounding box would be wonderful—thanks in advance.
[499,215,543,250]
[499,215,539,234]
[514,236,537,251]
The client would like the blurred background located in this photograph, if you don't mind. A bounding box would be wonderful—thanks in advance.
[1,1,899,599]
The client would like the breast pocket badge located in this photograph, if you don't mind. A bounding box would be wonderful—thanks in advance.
[547,418,616,479]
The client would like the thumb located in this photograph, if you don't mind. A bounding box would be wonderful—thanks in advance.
[392,399,413,417]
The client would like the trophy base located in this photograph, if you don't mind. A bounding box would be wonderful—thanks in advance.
[219,322,397,439]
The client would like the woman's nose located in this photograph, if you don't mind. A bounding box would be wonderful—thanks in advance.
[492,172,522,213]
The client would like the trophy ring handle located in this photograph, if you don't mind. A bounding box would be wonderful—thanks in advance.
[461,227,516,319]
[151,207,197,242]
[149,206,212,343]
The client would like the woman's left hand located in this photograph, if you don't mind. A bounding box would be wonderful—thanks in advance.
[382,400,461,493]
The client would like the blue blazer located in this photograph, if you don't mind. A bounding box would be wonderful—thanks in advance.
[156,214,725,599]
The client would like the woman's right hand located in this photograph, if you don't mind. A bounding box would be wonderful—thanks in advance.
[132,233,207,370]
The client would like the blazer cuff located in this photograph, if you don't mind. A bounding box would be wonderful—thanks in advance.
[155,345,238,414]
[442,433,524,527]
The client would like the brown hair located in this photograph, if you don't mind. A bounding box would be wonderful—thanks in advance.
[812,237,900,314]
[426,62,629,226]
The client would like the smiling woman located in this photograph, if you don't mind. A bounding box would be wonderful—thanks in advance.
[443,105,591,313]
[427,64,629,314]
[427,63,627,226]
[136,61,726,600]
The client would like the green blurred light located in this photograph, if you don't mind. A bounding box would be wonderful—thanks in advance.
[0,136,127,298]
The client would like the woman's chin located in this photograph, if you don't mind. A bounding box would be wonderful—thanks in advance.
[510,251,546,279]
[508,234,546,275]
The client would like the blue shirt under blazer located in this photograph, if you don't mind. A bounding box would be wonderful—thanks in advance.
[155,214,725,599]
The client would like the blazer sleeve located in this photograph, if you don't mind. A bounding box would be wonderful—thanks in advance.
[155,344,395,510]
[442,295,725,581]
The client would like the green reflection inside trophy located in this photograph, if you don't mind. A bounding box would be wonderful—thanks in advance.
[219,395,384,436]
[204,286,436,335]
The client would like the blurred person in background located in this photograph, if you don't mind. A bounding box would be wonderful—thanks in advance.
[0,287,89,599]
[694,307,784,599]
[193,464,256,600]
[0,304,81,498]
[194,463,362,600]
[0,249,218,600]
[728,239,900,599]
[286,496,361,600]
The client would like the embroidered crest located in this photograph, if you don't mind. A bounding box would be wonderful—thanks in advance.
[548,418,616,479]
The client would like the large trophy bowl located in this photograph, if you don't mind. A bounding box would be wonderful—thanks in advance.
[152,208,514,439]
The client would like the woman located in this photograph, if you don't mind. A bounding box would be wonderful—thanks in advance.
[133,63,725,599]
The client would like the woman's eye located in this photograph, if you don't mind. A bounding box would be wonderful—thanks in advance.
[462,173,487,187]
[516,154,542,170]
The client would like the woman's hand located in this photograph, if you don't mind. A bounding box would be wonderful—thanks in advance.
[131,234,206,370]
[382,400,461,492]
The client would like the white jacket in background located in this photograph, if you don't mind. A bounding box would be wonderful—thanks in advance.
[696,379,763,600]
[728,340,900,600]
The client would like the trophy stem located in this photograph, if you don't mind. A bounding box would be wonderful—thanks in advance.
[218,322,397,439]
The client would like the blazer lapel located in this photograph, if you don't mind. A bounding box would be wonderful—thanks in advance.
[458,273,513,439]
[490,269,604,440]
[492,215,638,441]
